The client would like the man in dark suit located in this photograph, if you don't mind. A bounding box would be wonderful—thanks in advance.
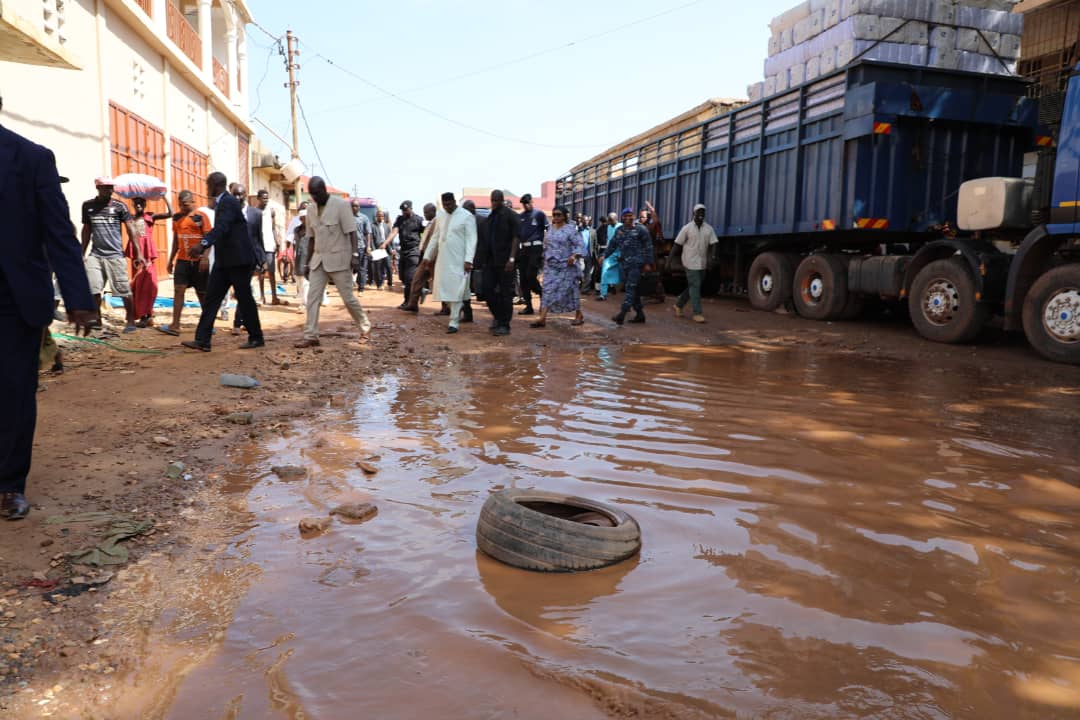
[476,189,521,336]
[0,99,97,519]
[182,171,264,351]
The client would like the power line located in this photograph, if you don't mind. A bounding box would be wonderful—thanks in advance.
[316,0,708,115]
[249,39,281,117]
[304,44,603,150]
[296,94,333,189]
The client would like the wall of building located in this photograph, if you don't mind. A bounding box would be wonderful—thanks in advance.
[100,8,166,127]
[207,103,240,181]
[1,0,257,237]
[0,0,107,215]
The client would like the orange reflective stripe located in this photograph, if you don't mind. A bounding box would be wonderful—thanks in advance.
[856,218,889,230]
[874,122,892,134]
[1037,136,1053,147]
[822,219,836,230]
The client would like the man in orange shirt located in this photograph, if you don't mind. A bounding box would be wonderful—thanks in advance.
[157,190,212,337]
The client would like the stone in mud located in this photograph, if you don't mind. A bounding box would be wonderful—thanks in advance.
[224,412,254,425]
[329,503,377,522]
[355,461,378,475]
[298,517,332,535]
[165,462,185,479]
[272,465,308,480]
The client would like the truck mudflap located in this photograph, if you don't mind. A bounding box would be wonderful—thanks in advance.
[902,239,1005,305]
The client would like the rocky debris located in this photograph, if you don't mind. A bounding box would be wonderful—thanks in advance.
[298,517,332,535]
[223,412,254,425]
[329,503,377,522]
[165,462,185,479]
[355,461,378,475]
[152,436,174,446]
[271,465,307,480]
[219,373,260,389]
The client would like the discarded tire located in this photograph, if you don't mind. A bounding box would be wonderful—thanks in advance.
[477,489,641,573]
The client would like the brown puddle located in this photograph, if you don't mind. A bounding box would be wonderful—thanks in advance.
[141,345,1080,718]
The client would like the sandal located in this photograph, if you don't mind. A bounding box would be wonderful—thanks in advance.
[529,320,546,328]
[570,319,585,326]
[155,325,180,337]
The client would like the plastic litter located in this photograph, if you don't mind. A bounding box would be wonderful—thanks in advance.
[220,373,260,389]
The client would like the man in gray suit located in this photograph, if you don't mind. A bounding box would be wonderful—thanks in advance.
[295,177,371,348]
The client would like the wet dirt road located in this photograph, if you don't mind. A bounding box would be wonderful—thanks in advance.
[141,343,1079,719]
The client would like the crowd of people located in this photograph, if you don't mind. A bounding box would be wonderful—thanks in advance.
[2,97,723,517]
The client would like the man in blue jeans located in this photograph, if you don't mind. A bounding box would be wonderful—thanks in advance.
[673,204,718,323]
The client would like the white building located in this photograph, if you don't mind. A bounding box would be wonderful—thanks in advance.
[1,0,258,272]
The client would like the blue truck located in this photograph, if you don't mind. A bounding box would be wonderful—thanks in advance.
[556,60,1080,364]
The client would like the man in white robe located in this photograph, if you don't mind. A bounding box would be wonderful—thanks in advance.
[424,192,477,334]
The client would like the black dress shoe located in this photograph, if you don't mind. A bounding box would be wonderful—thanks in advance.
[446,326,459,334]
[181,340,211,352]
[492,326,511,336]
[518,307,535,316]
[629,312,646,324]
[239,339,265,349]
[1,492,30,520]
[612,312,626,326]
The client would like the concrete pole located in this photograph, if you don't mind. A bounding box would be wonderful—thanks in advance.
[287,29,302,209]
[197,0,212,73]
[237,25,248,112]
[226,25,238,101]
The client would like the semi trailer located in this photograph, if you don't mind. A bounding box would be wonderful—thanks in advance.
[556,60,1080,364]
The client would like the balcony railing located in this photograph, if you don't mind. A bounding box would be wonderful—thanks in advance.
[213,57,229,98]
[134,0,152,17]
[166,2,201,69]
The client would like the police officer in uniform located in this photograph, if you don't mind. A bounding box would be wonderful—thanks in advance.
[515,193,547,316]
[605,207,655,326]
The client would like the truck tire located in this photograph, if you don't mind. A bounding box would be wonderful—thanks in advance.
[793,255,849,320]
[1022,264,1080,365]
[477,489,641,573]
[748,252,796,311]
[910,259,989,344]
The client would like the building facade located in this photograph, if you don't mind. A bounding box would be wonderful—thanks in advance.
[0,0,256,274]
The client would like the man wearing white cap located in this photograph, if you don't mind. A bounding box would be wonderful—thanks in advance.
[672,204,718,323]
[81,177,141,331]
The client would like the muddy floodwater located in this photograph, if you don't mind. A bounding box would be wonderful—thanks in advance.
[138,344,1078,719]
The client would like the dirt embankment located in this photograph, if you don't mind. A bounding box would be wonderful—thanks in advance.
[0,285,1075,717]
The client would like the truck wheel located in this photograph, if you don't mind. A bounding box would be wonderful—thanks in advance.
[793,255,849,320]
[909,259,989,344]
[748,252,795,311]
[1022,264,1080,365]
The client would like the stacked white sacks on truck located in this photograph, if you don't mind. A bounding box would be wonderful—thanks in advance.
[746,0,1023,102]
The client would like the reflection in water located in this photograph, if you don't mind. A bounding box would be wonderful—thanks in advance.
[157,344,1080,720]
[475,550,638,640]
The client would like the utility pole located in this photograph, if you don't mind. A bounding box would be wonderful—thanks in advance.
[285,29,302,210]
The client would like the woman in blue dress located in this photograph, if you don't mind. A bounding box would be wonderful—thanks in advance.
[531,206,587,328]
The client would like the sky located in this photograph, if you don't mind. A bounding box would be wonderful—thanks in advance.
[246,0,799,208]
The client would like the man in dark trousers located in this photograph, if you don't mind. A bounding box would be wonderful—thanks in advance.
[0,99,97,519]
[477,189,520,336]
[516,193,547,315]
[383,200,425,309]
[182,171,264,351]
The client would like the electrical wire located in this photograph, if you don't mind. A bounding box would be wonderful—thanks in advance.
[317,0,708,114]
[296,94,333,188]
[249,39,280,117]
[305,45,603,150]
